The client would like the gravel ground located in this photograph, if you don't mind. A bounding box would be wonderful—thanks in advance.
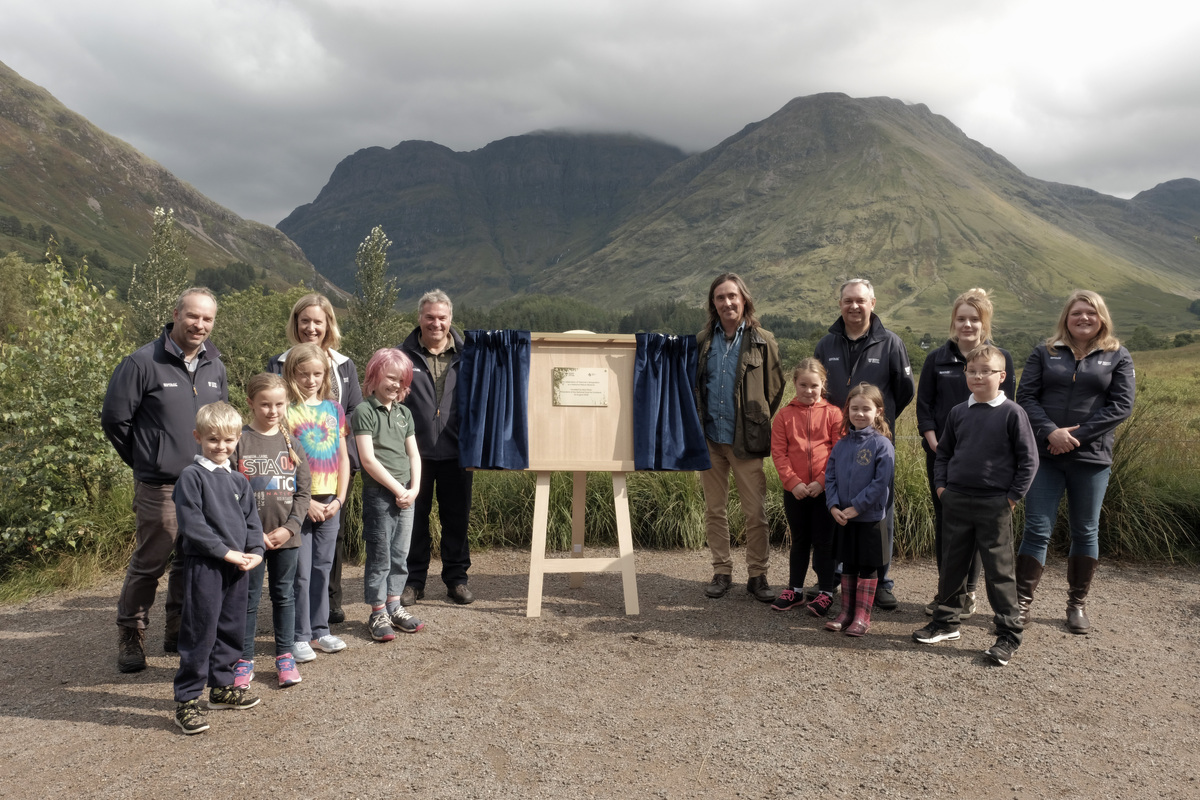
[1,547,1198,800]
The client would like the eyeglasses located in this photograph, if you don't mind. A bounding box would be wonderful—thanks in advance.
[965,369,1002,378]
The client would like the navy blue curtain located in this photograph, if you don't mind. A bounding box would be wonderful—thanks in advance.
[633,333,711,471]
[457,330,531,470]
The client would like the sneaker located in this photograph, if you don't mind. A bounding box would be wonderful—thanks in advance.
[770,588,804,612]
[873,584,898,610]
[390,606,426,634]
[924,598,938,616]
[984,635,1019,666]
[292,641,317,663]
[174,699,209,734]
[207,685,261,710]
[962,591,977,620]
[807,592,835,617]
[233,659,254,690]
[369,611,396,642]
[912,622,961,644]
[312,634,347,654]
[276,654,302,687]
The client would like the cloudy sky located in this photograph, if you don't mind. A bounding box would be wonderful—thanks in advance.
[4,1,1199,226]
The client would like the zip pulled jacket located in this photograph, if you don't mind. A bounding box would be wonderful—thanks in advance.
[771,397,843,492]
[814,314,914,429]
[101,324,228,485]
[399,326,466,462]
[1016,342,1135,466]
[916,339,1015,453]
[695,323,785,460]
[824,425,894,523]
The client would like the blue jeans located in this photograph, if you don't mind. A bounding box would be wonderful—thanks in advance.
[1018,460,1111,563]
[294,499,340,642]
[362,486,415,608]
[242,545,300,660]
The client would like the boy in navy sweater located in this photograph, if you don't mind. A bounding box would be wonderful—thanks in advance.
[171,402,264,734]
[912,345,1038,666]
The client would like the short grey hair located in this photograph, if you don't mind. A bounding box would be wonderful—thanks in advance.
[175,286,218,313]
[839,278,874,300]
[417,289,453,317]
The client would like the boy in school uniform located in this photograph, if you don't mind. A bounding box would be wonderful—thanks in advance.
[912,344,1038,666]
[171,402,265,734]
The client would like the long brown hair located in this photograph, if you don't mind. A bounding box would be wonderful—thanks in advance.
[1048,290,1121,355]
[705,272,759,332]
[841,382,891,438]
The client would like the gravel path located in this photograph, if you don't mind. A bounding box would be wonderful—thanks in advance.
[1,548,1197,799]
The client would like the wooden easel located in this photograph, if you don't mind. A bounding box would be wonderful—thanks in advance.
[523,333,640,617]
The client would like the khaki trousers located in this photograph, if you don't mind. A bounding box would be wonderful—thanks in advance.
[699,440,769,578]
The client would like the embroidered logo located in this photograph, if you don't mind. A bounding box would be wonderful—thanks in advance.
[904,366,911,375]
[208,381,219,389]
[162,382,178,388]
[856,448,871,466]
[826,357,840,362]
[868,357,880,364]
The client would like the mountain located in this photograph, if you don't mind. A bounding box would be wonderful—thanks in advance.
[282,93,1200,332]
[0,60,316,290]
[278,133,687,305]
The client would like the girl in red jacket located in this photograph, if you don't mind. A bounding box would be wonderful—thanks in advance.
[769,358,844,616]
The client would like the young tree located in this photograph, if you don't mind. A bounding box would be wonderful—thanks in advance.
[127,207,189,344]
[342,225,406,366]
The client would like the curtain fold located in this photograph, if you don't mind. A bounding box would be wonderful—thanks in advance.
[633,333,711,471]
[457,330,531,470]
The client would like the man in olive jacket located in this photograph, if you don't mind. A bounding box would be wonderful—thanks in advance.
[694,273,785,602]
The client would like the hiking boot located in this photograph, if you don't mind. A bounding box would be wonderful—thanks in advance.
[399,585,423,607]
[390,606,426,634]
[369,612,396,642]
[448,584,475,605]
[746,575,775,603]
[984,635,1019,666]
[704,574,732,599]
[207,685,261,710]
[873,584,898,610]
[276,654,302,687]
[770,588,804,612]
[233,659,254,690]
[118,626,146,673]
[912,622,961,644]
[174,699,209,734]
[806,592,835,618]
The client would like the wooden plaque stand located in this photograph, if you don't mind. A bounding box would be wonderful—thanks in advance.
[524,333,639,617]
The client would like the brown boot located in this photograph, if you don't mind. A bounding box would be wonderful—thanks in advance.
[1066,556,1098,634]
[1015,554,1044,626]
[118,626,146,673]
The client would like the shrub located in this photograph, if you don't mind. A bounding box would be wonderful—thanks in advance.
[0,249,129,564]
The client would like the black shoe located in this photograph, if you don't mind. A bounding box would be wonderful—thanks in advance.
[162,638,178,654]
[747,575,775,603]
[118,626,146,673]
[874,585,898,610]
[399,585,424,607]
[327,607,345,625]
[448,584,475,605]
[175,700,209,735]
[984,635,1019,666]
[704,574,732,598]
[912,622,961,644]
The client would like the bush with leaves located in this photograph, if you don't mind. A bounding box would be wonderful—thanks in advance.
[210,285,309,412]
[0,247,128,564]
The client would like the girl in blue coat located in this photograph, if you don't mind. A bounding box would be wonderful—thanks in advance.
[824,383,895,637]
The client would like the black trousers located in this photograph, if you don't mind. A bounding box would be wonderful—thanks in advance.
[925,449,981,591]
[933,490,1023,642]
[782,493,836,592]
[407,458,474,589]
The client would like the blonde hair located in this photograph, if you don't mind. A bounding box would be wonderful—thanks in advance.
[194,401,242,438]
[246,372,286,401]
[1048,290,1121,354]
[842,382,891,438]
[791,357,829,397]
[964,344,1005,370]
[283,343,334,404]
[950,288,994,343]
[286,293,342,351]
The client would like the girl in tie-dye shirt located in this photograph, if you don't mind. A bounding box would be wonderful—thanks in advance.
[284,343,350,662]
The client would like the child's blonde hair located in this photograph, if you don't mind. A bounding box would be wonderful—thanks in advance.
[194,402,243,438]
[950,287,994,343]
[842,382,891,438]
[283,343,334,404]
[791,357,828,396]
[964,344,1005,370]
[246,372,286,401]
